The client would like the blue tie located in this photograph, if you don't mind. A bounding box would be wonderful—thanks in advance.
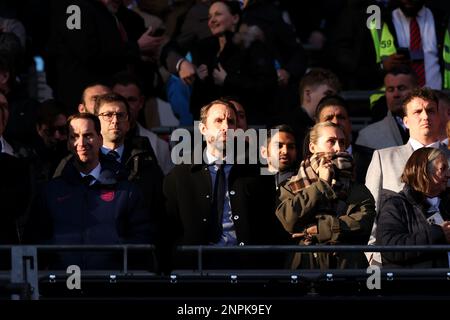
[107,150,120,161]
[210,164,225,243]
[82,174,95,186]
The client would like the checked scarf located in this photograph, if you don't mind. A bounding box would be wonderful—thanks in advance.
[288,152,354,201]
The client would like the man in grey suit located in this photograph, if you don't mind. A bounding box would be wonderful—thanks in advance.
[365,87,449,265]
[356,66,418,150]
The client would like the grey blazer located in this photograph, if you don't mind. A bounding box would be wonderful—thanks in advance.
[365,143,414,210]
[356,112,404,150]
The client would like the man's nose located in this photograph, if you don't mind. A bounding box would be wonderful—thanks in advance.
[110,114,119,124]
[421,110,430,119]
[77,136,87,147]
[221,121,229,130]
[54,130,62,140]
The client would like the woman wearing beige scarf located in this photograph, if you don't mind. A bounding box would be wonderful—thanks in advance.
[276,122,376,269]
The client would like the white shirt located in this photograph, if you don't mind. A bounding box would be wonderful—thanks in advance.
[408,137,441,151]
[0,136,14,156]
[392,7,442,89]
[346,144,353,155]
[426,197,441,217]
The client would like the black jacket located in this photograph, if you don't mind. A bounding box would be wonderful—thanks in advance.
[376,186,450,268]
[190,34,278,124]
[25,157,153,269]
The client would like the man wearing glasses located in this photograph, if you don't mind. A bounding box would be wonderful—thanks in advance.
[112,72,174,175]
[94,93,165,244]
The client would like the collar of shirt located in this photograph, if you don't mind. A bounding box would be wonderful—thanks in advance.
[101,144,125,161]
[408,138,440,151]
[205,150,228,166]
[441,138,448,146]
[426,196,441,211]
[346,144,353,155]
[80,162,102,183]
[0,136,15,156]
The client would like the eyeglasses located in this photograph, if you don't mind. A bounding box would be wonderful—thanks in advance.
[98,112,129,122]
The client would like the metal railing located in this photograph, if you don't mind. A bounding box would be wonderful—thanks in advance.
[1,244,450,300]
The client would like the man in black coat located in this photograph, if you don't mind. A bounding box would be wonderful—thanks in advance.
[0,92,33,246]
[163,99,284,269]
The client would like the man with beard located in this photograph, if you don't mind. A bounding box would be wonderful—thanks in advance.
[163,98,282,270]
[260,124,298,189]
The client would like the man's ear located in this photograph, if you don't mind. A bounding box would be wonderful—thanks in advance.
[403,116,409,129]
[0,71,10,86]
[78,104,86,113]
[304,88,311,104]
[138,95,145,111]
[199,121,207,136]
[36,124,44,138]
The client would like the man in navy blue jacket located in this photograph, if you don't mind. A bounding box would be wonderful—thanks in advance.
[24,113,153,270]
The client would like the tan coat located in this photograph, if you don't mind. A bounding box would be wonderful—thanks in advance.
[276,179,376,269]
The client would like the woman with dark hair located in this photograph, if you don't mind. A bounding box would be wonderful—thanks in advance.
[376,147,450,268]
[276,122,375,269]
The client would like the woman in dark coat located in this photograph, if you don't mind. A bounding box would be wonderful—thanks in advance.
[376,147,450,268]
[189,0,277,124]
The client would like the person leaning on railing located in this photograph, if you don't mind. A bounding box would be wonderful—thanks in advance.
[376,147,450,268]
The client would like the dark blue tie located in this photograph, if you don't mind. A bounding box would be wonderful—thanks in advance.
[82,174,95,186]
[107,150,120,161]
[209,164,225,243]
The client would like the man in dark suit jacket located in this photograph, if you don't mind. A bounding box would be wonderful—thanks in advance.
[0,92,33,246]
[163,98,283,270]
